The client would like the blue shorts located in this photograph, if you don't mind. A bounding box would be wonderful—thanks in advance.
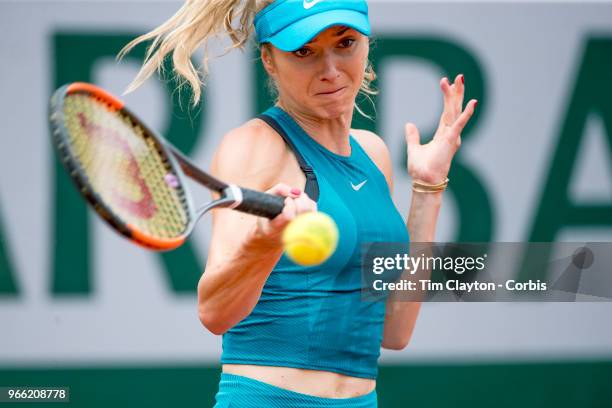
[214,373,378,408]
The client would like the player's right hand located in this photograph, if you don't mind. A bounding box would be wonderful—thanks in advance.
[251,183,317,246]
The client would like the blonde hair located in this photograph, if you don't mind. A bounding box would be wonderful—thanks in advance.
[119,0,377,115]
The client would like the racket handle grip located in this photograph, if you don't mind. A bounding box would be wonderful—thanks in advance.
[235,188,285,219]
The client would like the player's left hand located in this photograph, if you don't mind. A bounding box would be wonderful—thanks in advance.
[404,74,477,185]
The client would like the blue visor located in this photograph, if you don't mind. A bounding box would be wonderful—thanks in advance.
[254,0,370,52]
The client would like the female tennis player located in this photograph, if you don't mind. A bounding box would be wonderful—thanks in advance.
[121,0,476,406]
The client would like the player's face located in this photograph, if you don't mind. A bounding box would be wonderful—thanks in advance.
[262,26,369,119]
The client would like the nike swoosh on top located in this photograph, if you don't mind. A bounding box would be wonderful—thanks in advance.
[303,0,323,10]
[351,180,368,191]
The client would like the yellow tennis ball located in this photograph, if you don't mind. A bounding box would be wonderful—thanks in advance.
[282,212,339,266]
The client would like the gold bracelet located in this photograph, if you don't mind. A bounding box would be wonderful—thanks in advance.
[412,186,446,193]
[412,177,449,193]
[412,177,449,189]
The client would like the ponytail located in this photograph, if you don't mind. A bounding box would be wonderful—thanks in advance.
[119,0,272,106]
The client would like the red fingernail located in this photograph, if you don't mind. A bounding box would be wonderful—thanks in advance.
[474,100,478,108]
[460,75,464,84]
[291,188,301,195]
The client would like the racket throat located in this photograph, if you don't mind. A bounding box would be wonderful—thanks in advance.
[193,184,243,222]
[224,185,244,209]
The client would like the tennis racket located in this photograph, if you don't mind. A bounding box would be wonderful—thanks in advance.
[49,82,285,251]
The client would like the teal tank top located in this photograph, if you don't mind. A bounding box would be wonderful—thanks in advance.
[220,107,409,379]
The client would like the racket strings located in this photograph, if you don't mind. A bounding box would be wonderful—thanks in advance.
[62,94,190,239]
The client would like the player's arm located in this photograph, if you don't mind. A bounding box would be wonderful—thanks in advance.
[352,129,424,351]
[197,121,314,335]
[384,76,476,349]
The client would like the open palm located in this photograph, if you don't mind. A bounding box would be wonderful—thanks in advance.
[405,74,478,185]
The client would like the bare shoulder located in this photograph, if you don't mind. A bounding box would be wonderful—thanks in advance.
[351,128,393,190]
[211,118,291,190]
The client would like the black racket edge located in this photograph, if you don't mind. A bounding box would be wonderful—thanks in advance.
[167,145,227,192]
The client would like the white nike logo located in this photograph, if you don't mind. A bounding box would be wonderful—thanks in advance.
[303,0,323,10]
[351,180,368,191]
